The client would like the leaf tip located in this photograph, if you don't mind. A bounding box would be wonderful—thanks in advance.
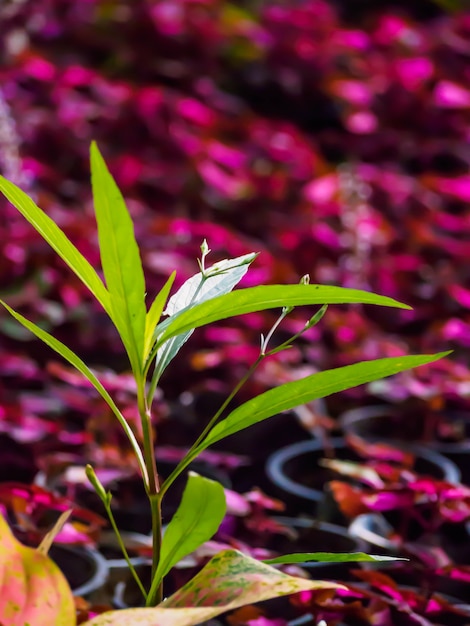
[90,140,105,168]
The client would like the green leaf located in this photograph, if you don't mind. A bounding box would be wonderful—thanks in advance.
[153,253,257,376]
[148,473,226,600]
[0,175,111,315]
[263,552,407,565]
[144,272,176,360]
[82,549,343,626]
[90,142,146,375]
[166,254,257,316]
[154,285,411,352]
[197,353,450,449]
[0,300,147,486]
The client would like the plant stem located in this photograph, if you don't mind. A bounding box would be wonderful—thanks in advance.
[104,502,148,601]
[137,381,164,605]
[147,494,163,606]
[158,355,263,500]
[260,306,292,354]
[139,395,159,497]
[195,356,263,451]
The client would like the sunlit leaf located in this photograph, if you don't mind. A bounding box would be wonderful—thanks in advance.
[82,549,343,626]
[165,254,257,317]
[148,473,226,598]
[0,175,110,314]
[197,353,450,449]
[90,142,147,375]
[153,253,256,375]
[0,513,75,626]
[154,285,411,354]
[263,552,406,565]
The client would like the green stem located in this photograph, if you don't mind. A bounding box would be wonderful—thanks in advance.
[139,392,159,496]
[104,502,148,601]
[158,355,263,500]
[147,495,163,606]
[137,382,164,604]
[192,356,263,452]
[260,306,292,354]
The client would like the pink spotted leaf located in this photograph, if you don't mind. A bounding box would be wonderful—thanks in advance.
[82,549,344,626]
[0,512,76,626]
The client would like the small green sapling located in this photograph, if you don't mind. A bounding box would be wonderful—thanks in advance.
[0,143,449,626]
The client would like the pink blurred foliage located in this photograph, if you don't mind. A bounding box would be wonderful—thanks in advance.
[0,0,469,524]
[289,571,470,625]
[0,481,105,546]
[329,438,470,527]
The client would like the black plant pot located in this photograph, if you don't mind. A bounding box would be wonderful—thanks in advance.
[49,543,109,599]
[110,561,151,609]
[265,437,460,520]
[0,434,38,483]
[340,405,470,483]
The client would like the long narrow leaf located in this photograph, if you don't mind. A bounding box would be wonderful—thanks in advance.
[90,143,146,374]
[144,272,176,360]
[0,176,110,315]
[263,552,406,565]
[197,353,450,450]
[153,285,411,352]
[148,473,226,600]
[0,300,147,485]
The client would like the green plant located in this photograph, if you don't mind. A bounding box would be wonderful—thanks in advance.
[0,143,448,626]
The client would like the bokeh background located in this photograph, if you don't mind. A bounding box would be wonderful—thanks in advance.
[1,0,470,463]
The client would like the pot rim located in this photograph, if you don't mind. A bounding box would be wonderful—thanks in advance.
[265,437,461,504]
[51,543,109,597]
[348,513,397,551]
[340,404,470,456]
[99,529,153,569]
